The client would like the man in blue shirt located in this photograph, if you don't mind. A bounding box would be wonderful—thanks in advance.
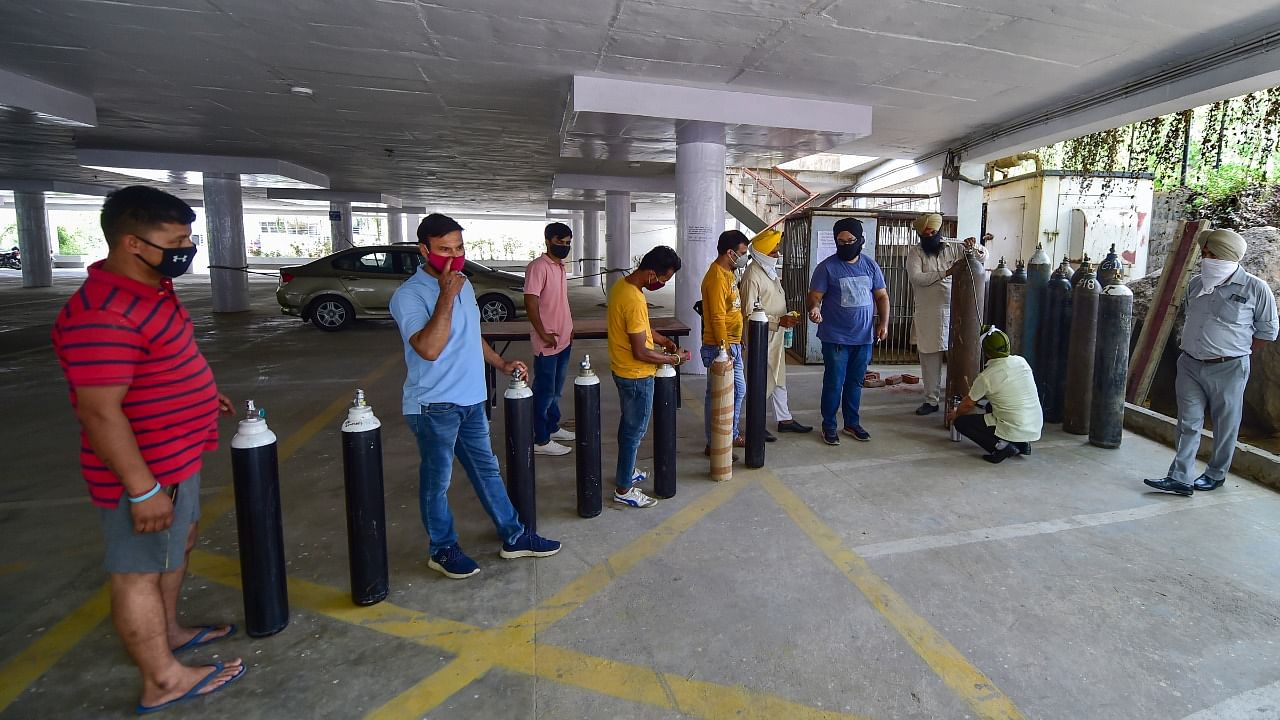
[806,217,890,446]
[391,214,561,579]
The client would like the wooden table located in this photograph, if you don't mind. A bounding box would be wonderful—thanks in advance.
[481,317,693,411]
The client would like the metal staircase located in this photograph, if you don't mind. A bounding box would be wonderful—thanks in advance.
[725,166,822,234]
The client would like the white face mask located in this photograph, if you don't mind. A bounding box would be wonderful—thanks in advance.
[1198,258,1238,296]
[730,249,749,270]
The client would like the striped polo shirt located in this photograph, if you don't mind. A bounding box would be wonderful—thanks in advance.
[52,261,220,507]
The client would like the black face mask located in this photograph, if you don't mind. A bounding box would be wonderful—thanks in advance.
[919,232,943,256]
[549,244,571,259]
[836,240,863,261]
[136,237,197,278]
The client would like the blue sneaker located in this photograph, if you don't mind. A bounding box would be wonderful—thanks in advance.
[843,425,871,442]
[500,530,562,559]
[428,545,480,579]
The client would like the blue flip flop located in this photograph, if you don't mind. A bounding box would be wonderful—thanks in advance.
[173,624,237,655]
[135,660,247,715]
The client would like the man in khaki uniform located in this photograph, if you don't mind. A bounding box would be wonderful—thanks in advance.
[738,229,812,434]
[907,213,984,415]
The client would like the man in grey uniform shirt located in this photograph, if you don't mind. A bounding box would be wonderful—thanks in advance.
[1145,229,1278,496]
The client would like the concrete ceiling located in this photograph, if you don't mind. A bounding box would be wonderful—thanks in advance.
[2,0,1280,214]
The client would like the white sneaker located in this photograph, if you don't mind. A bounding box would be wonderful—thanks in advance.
[534,440,572,456]
[550,427,576,442]
[613,487,658,508]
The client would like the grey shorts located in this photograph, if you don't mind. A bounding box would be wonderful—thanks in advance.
[98,474,201,574]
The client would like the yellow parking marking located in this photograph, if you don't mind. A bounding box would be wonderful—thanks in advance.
[0,562,29,577]
[0,586,110,711]
[0,355,403,713]
[760,472,1025,720]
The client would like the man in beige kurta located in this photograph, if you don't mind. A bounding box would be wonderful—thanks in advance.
[907,213,985,415]
[739,229,812,434]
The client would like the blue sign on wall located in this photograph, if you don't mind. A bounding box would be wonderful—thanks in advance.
[328,210,342,222]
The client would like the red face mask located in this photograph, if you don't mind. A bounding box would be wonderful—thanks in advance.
[427,251,464,274]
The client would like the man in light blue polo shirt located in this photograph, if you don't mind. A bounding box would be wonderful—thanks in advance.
[391,213,561,578]
[1145,229,1277,497]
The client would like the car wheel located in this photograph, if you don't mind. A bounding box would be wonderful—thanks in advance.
[308,296,354,331]
[476,294,515,322]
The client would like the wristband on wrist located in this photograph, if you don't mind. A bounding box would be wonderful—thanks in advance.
[128,482,162,504]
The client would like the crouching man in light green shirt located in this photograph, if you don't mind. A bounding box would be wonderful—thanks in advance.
[946,326,1043,463]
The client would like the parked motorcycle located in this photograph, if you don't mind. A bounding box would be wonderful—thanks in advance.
[0,247,19,270]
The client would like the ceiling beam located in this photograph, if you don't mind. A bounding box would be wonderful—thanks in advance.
[548,199,638,212]
[553,173,676,194]
[0,179,118,195]
[571,76,871,136]
[853,157,947,194]
[265,189,400,205]
[0,67,96,127]
[77,150,329,188]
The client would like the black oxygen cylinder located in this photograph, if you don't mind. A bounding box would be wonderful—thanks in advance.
[341,390,388,607]
[1022,244,1050,378]
[987,257,1012,332]
[1069,254,1091,287]
[1063,263,1101,435]
[504,370,537,533]
[653,363,679,498]
[574,355,603,517]
[230,400,289,637]
[1006,260,1027,355]
[1097,244,1122,288]
[1041,258,1073,422]
[744,304,769,468]
[1089,283,1134,449]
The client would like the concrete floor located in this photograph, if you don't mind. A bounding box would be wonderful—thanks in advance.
[2,268,1279,720]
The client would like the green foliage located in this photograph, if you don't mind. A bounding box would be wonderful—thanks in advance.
[56,226,99,255]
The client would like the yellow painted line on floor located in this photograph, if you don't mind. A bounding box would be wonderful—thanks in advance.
[760,472,1025,720]
[0,585,110,711]
[0,355,403,714]
[193,477,847,720]
[0,561,29,577]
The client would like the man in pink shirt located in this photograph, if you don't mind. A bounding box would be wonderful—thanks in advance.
[524,222,576,455]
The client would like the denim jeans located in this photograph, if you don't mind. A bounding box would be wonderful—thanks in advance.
[532,344,572,445]
[820,341,872,432]
[406,402,524,555]
[700,343,745,444]
[612,374,654,493]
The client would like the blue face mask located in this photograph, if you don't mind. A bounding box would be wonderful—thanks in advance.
[136,237,197,278]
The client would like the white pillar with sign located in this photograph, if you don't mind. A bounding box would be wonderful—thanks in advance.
[674,121,726,375]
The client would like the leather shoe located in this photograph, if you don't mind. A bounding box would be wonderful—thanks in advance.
[765,430,777,442]
[1143,477,1194,496]
[982,444,1019,464]
[1192,474,1225,491]
[777,420,813,433]
[1016,442,1031,456]
[914,403,939,416]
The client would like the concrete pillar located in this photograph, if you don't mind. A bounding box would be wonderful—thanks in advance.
[202,173,250,313]
[388,211,404,244]
[570,212,583,279]
[330,201,353,251]
[410,214,425,242]
[605,191,631,292]
[940,160,985,248]
[674,120,726,375]
[14,191,53,288]
[582,210,601,287]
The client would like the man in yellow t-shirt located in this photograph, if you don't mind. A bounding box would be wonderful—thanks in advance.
[699,230,750,455]
[607,246,688,508]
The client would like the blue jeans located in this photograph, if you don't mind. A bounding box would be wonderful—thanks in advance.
[532,344,572,444]
[820,341,873,432]
[700,344,745,444]
[406,402,524,555]
[613,374,654,493]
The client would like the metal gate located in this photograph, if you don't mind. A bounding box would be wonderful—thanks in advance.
[779,209,956,365]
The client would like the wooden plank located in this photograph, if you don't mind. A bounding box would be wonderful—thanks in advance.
[1126,219,1206,404]
[481,316,691,342]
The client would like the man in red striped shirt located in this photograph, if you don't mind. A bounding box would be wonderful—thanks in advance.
[52,186,245,713]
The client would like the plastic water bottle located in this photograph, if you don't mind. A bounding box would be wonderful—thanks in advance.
[783,311,799,349]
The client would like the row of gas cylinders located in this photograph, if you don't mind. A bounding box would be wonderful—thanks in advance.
[954,243,1132,448]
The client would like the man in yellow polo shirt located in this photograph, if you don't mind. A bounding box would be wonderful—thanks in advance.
[700,230,750,455]
[607,246,688,508]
